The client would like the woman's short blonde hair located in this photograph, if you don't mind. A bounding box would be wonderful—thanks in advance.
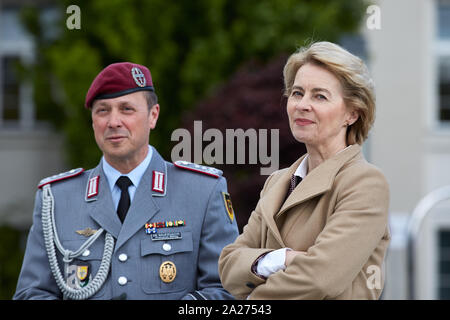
[283,41,375,145]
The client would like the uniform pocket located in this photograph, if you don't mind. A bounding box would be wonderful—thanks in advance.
[140,230,195,294]
[62,239,109,298]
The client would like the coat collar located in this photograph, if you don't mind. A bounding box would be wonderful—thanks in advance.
[259,144,363,247]
[85,148,167,251]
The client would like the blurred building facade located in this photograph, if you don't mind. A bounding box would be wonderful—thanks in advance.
[0,0,65,229]
[365,0,450,299]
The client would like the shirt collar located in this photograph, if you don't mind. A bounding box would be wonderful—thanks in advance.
[294,154,309,179]
[102,145,153,192]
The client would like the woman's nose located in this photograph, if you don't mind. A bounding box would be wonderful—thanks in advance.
[296,94,312,111]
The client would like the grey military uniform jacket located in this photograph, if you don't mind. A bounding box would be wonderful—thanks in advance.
[14,148,239,300]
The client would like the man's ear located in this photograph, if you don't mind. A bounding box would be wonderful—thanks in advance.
[149,104,160,129]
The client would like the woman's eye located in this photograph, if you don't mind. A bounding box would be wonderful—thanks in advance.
[292,90,303,97]
[316,94,327,101]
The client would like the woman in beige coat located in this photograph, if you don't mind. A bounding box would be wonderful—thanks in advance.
[218,41,390,300]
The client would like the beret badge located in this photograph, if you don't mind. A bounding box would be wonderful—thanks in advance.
[131,67,146,87]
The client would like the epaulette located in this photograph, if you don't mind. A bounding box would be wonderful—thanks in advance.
[173,161,222,178]
[38,168,85,189]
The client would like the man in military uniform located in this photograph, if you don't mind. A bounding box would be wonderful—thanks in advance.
[14,62,239,300]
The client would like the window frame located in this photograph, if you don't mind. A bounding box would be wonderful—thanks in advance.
[434,0,450,129]
[0,6,35,130]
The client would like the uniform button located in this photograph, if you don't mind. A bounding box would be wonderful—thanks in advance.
[162,243,172,252]
[82,250,90,257]
[118,276,128,286]
[118,253,128,262]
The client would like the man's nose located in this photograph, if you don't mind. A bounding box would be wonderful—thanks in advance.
[107,109,123,128]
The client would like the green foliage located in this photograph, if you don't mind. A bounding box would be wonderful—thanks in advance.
[0,227,25,299]
[21,0,367,168]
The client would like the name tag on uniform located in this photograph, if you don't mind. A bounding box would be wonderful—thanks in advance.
[151,232,182,241]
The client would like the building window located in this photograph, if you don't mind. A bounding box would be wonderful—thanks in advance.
[437,0,450,123]
[439,230,450,299]
[0,6,34,130]
[439,58,450,122]
[1,56,20,121]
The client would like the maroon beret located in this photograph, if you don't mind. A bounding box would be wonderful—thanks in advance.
[85,62,154,108]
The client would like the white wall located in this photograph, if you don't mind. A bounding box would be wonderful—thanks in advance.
[0,129,66,229]
[365,0,450,299]
[365,0,429,214]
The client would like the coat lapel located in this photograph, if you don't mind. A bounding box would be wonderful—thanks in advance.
[85,164,121,239]
[279,144,362,216]
[258,156,305,247]
[114,149,166,251]
[259,145,362,247]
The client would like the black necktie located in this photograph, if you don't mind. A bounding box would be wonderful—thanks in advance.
[287,174,302,197]
[116,176,132,223]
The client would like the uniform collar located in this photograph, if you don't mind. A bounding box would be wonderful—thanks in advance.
[102,145,153,191]
[85,146,165,248]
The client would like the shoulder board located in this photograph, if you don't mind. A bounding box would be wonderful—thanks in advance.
[173,161,222,178]
[38,168,85,189]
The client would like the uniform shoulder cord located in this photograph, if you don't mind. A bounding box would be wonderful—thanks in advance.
[41,184,115,300]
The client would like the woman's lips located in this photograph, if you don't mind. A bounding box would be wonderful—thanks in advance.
[295,118,314,126]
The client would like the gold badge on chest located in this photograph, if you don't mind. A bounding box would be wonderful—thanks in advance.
[159,261,176,283]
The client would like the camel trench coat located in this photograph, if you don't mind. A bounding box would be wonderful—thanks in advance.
[218,145,390,299]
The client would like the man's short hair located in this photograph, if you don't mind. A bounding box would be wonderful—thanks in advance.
[144,91,158,110]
